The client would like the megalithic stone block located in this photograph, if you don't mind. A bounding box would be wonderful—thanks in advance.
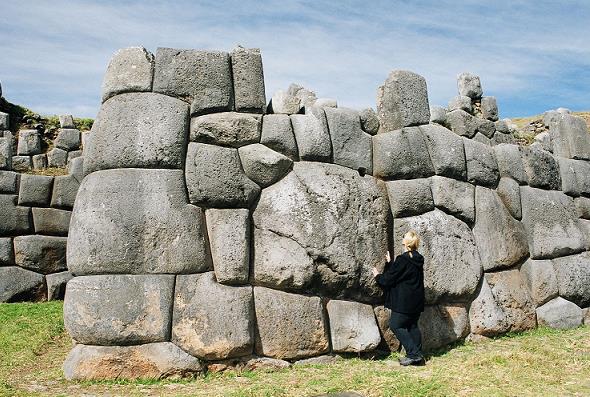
[231,47,266,113]
[101,47,155,102]
[376,70,430,132]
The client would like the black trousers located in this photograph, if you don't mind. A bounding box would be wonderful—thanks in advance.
[389,311,423,359]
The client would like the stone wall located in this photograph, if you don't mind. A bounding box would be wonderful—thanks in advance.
[0,107,84,302]
[5,46,589,379]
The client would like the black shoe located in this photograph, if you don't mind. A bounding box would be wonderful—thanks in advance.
[399,356,425,366]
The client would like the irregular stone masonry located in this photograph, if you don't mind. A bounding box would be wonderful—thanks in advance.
[2,46,590,379]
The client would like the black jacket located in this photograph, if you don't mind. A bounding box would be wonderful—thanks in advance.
[376,251,425,314]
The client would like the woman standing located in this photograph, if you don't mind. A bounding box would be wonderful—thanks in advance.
[372,231,425,366]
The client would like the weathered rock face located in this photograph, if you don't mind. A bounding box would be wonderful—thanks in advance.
[63,343,204,380]
[252,162,389,302]
[473,187,529,271]
[238,144,293,187]
[260,114,298,160]
[445,109,478,138]
[172,273,254,360]
[419,305,469,351]
[253,287,329,360]
[394,209,482,304]
[463,138,499,187]
[101,47,154,102]
[520,146,561,190]
[457,72,482,99]
[290,112,332,162]
[558,158,590,197]
[376,70,430,132]
[84,93,189,174]
[14,235,67,274]
[419,124,467,180]
[430,176,475,224]
[230,47,266,113]
[0,238,14,266]
[548,113,590,160]
[520,187,587,259]
[190,112,261,148]
[18,174,53,206]
[520,259,558,306]
[0,195,31,236]
[385,178,434,218]
[327,300,380,353]
[64,275,174,345]
[493,144,527,185]
[0,266,46,302]
[496,177,522,220]
[67,169,210,275]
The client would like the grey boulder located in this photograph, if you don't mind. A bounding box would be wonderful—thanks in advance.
[558,158,590,197]
[46,271,73,300]
[536,297,583,329]
[496,177,522,219]
[32,207,71,236]
[50,175,80,209]
[271,90,301,114]
[11,156,32,172]
[419,305,469,351]
[54,129,81,151]
[18,174,53,206]
[520,146,561,190]
[359,107,380,135]
[101,47,154,102]
[327,300,381,353]
[385,178,434,218]
[231,47,266,113]
[548,112,590,160]
[59,115,75,129]
[190,112,261,148]
[0,266,45,302]
[463,138,499,187]
[445,109,478,138]
[17,130,42,155]
[0,195,31,235]
[520,259,558,306]
[14,235,67,274]
[290,111,332,162]
[448,95,472,113]
[0,237,14,266]
[430,176,475,224]
[494,144,527,184]
[480,96,499,121]
[0,171,18,193]
[429,106,448,125]
[47,148,67,168]
[419,123,467,180]
[260,114,298,160]
[238,143,293,187]
[551,252,590,307]
[457,72,483,99]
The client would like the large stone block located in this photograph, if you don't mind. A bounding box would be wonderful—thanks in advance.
[253,162,389,302]
[463,138,499,187]
[54,128,81,151]
[67,156,85,183]
[473,187,529,271]
[419,305,469,351]
[520,146,561,190]
[101,47,155,102]
[558,158,590,197]
[394,209,482,304]
[385,178,434,218]
[552,252,590,307]
[575,197,590,219]
[18,174,53,206]
[445,109,478,138]
[153,48,233,115]
[253,287,329,360]
[376,70,430,132]
[32,207,71,235]
[172,272,254,360]
[429,106,447,125]
[84,93,189,174]
[185,142,260,208]
[548,113,590,160]
[0,195,31,236]
[17,130,42,155]
[373,127,435,180]
[496,177,522,219]
[67,169,210,275]
[290,112,332,162]
[485,270,536,332]
[32,153,47,170]
[468,278,509,336]
[493,144,527,185]
[63,342,203,381]
[431,176,475,224]
[64,275,174,345]
[50,175,79,209]
[326,300,381,353]
[190,112,261,148]
[12,155,32,172]
[324,107,372,174]
[536,297,583,329]
[476,118,496,139]
[0,266,45,302]
[260,114,298,160]
[238,144,293,187]
[206,209,250,285]
[520,187,587,259]
[231,47,266,113]
[14,235,67,274]
[457,72,482,99]
[520,259,558,306]
[448,95,472,113]
[419,124,467,180]
[0,237,14,266]
[0,171,18,193]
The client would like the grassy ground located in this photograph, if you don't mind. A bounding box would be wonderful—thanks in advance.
[1,302,589,396]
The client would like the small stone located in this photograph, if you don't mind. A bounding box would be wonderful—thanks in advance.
[448,95,472,113]
[67,156,85,183]
[190,112,261,148]
[429,106,448,125]
[0,112,8,129]
[11,155,32,172]
[244,357,291,372]
[50,175,79,209]
[54,129,81,151]
[445,109,478,138]
[457,72,483,99]
[476,118,496,138]
[47,148,67,168]
[359,108,380,135]
[536,297,583,329]
[0,238,14,266]
[46,271,73,300]
[32,154,47,169]
[481,96,499,121]
[271,90,301,114]
[293,355,343,366]
[238,143,293,187]
[58,115,75,128]
[0,138,13,170]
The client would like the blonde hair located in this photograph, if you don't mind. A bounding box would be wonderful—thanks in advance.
[402,230,420,257]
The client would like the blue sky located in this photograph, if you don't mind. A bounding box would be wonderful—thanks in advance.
[1,0,589,119]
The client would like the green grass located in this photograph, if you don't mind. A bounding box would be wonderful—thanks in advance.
[0,302,589,396]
